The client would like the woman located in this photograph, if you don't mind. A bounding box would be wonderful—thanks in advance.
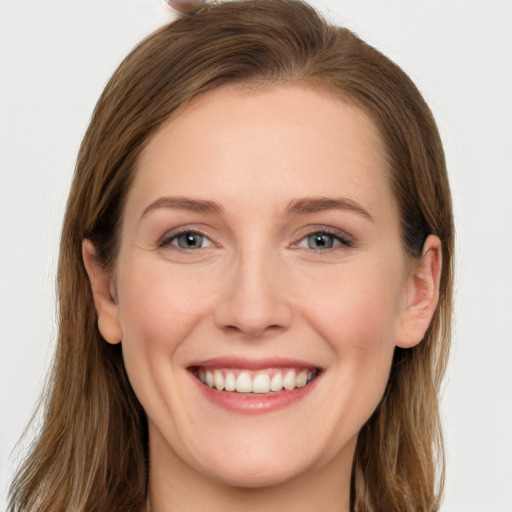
[9,0,454,510]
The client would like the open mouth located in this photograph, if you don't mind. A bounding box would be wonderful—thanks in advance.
[190,367,320,394]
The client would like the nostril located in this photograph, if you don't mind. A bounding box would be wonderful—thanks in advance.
[222,322,285,338]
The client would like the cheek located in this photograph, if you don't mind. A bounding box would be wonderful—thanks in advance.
[118,260,211,342]
[301,264,404,354]
[298,269,402,438]
[299,261,404,412]
[114,260,222,432]
[115,260,218,393]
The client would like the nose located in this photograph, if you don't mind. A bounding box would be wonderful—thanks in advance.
[214,249,293,338]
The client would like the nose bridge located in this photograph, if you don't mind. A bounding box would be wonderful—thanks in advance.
[214,240,292,336]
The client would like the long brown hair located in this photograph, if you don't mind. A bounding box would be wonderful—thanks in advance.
[9,1,454,510]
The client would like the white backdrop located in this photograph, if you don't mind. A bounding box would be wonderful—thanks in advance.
[1,1,511,510]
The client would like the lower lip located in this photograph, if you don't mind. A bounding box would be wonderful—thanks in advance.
[190,372,321,415]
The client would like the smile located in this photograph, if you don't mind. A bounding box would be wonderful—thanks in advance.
[193,367,320,394]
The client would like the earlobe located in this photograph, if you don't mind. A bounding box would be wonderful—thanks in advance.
[396,235,442,349]
[82,239,122,344]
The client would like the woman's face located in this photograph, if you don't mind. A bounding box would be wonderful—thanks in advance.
[93,85,424,489]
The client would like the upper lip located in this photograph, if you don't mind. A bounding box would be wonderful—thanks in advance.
[188,356,322,371]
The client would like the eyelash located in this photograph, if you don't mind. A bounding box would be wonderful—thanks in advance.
[157,227,353,253]
[295,228,353,251]
[158,228,213,251]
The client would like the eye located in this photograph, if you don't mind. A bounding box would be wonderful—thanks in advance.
[159,230,212,250]
[296,230,352,251]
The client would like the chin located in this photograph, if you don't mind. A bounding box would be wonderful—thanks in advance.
[204,457,313,489]
[185,429,344,491]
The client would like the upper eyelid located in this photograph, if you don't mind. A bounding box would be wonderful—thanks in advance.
[293,226,353,244]
[158,227,215,247]
[296,235,352,250]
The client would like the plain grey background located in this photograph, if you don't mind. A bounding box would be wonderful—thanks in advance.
[1,1,511,510]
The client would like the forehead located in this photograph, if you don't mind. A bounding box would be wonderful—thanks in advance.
[128,84,394,222]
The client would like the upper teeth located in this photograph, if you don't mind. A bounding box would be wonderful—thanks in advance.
[197,368,317,394]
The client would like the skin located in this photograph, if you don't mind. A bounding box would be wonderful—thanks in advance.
[84,85,441,511]
[164,0,206,16]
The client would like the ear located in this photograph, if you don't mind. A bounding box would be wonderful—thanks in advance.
[396,235,442,349]
[82,239,122,344]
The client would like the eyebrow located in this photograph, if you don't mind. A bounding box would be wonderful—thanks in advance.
[140,196,224,221]
[140,195,373,222]
[287,196,373,221]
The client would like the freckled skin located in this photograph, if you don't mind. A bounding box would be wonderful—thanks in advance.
[91,85,426,511]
